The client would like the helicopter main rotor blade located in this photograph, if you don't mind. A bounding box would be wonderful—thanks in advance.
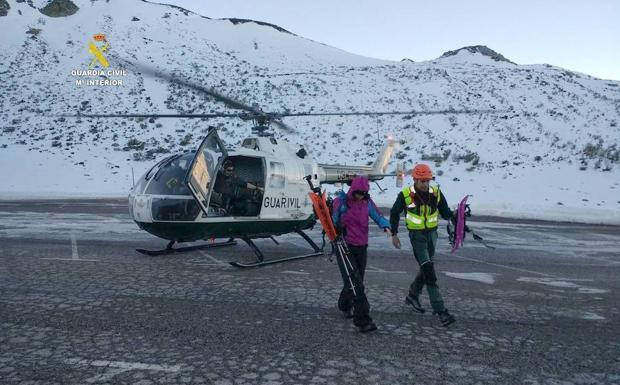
[276,109,504,117]
[271,118,297,134]
[105,55,302,134]
[57,113,246,119]
[108,54,262,115]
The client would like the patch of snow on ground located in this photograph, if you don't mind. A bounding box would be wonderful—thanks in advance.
[444,272,496,284]
[517,277,609,294]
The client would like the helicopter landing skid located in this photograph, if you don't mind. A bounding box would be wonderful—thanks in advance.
[136,238,236,256]
[229,252,323,268]
[229,230,322,268]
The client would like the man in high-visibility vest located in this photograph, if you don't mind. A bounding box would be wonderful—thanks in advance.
[389,163,456,326]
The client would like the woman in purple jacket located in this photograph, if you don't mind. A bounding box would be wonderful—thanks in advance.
[332,175,391,332]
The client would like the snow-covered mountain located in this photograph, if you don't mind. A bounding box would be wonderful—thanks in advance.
[1,0,619,224]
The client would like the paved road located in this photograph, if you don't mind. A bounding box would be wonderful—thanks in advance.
[0,200,619,384]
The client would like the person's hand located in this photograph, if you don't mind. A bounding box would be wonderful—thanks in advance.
[383,228,393,238]
[335,224,344,236]
[392,235,401,249]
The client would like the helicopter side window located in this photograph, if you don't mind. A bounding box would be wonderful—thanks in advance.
[269,161,286,188]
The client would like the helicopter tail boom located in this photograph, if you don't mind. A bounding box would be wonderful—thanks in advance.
[317,136,403,184]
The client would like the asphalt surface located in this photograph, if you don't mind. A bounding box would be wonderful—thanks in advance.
[0,200,619,385]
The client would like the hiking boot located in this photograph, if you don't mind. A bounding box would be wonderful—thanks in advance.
[405,294,426,314]
[437,310,456,327]
[357,322,378,333]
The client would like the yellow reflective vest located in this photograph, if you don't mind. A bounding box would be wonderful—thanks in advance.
[401,185,441,230]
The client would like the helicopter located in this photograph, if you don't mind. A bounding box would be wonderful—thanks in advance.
[69,59,498,267]
[127,123,403,267]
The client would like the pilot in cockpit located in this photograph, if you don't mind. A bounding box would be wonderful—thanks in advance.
[211,160,264,216]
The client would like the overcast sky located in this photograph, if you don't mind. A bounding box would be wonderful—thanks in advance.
[163,0,619,81]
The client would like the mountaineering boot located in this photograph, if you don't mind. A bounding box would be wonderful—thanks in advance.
[342,308,354,319]
[357,322,378,333]
[405,294,426,314]
[436,309,456,327]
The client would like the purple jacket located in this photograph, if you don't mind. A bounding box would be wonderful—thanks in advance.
[332,176,390,246]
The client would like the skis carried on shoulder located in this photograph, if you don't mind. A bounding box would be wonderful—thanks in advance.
[305,176,364,296]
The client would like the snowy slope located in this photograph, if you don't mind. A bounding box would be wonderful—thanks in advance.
[1,0,619,224]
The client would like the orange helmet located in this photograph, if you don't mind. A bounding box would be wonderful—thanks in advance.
[411,163,432,180]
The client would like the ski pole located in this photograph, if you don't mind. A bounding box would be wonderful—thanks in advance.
[335,239,358,296]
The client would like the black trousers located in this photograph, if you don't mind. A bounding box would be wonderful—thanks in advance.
[337,244,372,326]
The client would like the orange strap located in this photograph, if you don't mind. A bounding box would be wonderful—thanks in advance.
[308,191,338,241]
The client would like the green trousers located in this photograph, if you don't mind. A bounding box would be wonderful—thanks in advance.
[408,230,446,313]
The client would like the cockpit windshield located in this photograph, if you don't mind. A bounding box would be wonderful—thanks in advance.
[144,153,194,196]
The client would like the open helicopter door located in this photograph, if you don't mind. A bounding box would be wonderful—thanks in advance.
[185,127,228,216]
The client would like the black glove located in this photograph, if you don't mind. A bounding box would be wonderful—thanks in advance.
[335,224,345,236]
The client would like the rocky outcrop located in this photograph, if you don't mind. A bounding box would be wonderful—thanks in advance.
[0,0,10,17]
[39,0,79,17]
[440,45,514,64]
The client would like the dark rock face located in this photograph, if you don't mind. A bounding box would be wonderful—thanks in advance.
[440,45,515,64]
[39,0,79,17]
[225,18,293,35]
[0,0,10,17]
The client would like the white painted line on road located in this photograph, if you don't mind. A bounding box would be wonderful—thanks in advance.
[442,253,609,294]
[281,270,310,275]
[444,272,496,284]
[440,252,558,278]
[366,265,407,274]
[517,277,609,294]
[580,312,606,320]
[186,262,229,267]
[2,249,29,257]
[39,234,99,262]
[85,367,128,383]
[199,250,227,266]
[75,359,181,372]
[65,358,181,382]
[71,233,78,260]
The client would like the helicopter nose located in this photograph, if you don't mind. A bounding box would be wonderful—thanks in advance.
[129,194,153,223]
